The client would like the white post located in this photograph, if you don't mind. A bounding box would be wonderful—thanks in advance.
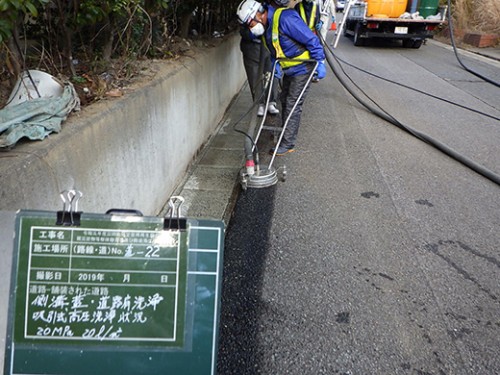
[333,0,357,48]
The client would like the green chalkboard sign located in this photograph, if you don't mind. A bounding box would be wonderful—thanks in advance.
[4,210,224,375]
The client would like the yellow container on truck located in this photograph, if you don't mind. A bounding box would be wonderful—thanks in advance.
[366,0,408,17]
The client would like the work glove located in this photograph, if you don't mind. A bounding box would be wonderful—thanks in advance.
[315,61,326,80]
[274,64,283,80]
[315,21,324,31]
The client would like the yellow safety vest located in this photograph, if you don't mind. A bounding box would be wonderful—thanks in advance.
[298,2,318,31]
[272,8,311,69]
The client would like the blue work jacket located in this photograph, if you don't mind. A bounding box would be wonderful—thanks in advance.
[264,5,325,76]
[296,2,321,31]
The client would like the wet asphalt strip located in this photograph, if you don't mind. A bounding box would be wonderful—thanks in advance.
[217,186,276,375]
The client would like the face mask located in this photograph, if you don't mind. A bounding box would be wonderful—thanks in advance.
[250,22,265,36]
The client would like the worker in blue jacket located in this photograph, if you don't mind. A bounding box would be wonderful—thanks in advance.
[296,0,324,82]
[238,2,280,117]
[237,0,326,156]
[296,0,323,33]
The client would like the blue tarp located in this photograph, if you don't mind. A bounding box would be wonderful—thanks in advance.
[0,83,80,148]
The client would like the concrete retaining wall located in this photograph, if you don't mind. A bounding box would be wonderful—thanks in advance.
[0,34,245,215]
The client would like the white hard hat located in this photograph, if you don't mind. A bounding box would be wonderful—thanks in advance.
[237,0,264,24]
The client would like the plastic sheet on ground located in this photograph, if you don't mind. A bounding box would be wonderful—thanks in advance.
[0,83,80,148]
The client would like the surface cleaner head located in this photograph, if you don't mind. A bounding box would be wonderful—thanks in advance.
[240,166,278,190]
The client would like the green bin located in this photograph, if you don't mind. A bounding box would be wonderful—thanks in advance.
[418,0,439,18]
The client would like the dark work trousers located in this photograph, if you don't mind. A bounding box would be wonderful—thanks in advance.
[240,40,278,104]
[280,65,313,149]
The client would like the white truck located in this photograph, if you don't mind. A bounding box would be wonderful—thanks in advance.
[341,0,447,48]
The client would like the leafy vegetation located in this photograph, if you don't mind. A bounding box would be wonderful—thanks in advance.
[0,0,241,106]
[0,0,497,107]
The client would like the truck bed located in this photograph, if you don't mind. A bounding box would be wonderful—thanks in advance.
[362,16,443,23]
[342,2,447,47]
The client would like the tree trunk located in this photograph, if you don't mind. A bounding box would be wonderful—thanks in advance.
[56,0,76,76]
[140,0,155,55]
[7,32,22,82]
[102,15,114,62]
[179,12,193,39]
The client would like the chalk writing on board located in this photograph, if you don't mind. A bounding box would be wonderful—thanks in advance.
[23,226,187,343]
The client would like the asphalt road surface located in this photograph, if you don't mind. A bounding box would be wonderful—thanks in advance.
[217,35,500,375]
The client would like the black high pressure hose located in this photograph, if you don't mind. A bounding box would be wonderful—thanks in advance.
[320,35,500,187]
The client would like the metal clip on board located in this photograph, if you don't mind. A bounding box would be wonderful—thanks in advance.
[56,189,83,226]
[164,196,187,231]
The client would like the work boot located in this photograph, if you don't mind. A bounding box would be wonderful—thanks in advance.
[257,104,265,117]
[268,102,280,115]
[269,145,295,156]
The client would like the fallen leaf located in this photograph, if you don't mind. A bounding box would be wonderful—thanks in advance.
[105,89,123,97]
